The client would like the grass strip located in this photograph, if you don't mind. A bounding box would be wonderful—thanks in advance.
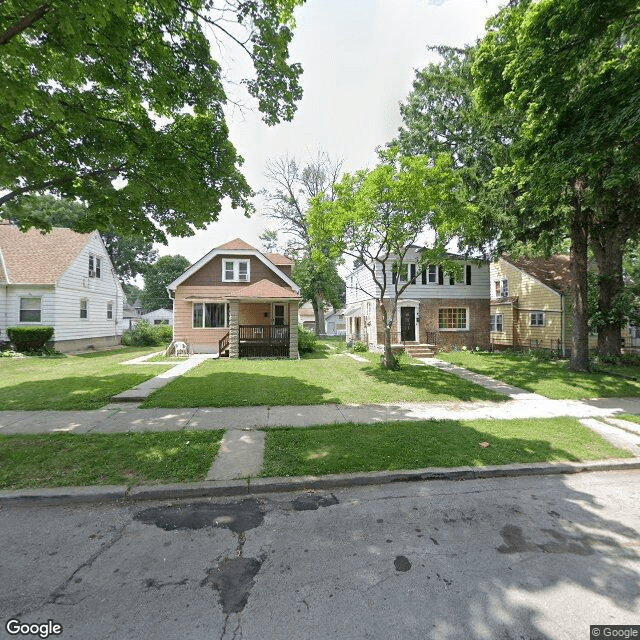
[143,349,505,408]
[438,351,640,399]
[0,430,224,490]
[616,414,640,425]
[261,417,631,477]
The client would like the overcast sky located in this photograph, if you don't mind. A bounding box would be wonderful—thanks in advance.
[158,0,504,264]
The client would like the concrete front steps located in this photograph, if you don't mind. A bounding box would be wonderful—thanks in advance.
[403,342,437,358]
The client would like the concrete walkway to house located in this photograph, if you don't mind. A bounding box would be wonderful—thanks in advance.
[110,353,217,402]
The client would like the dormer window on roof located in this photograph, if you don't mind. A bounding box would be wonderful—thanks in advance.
[222,259,250,282]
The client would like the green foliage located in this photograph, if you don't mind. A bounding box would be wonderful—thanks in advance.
[0,0,305,242]
[141,255,190,310]
[8,195,158,281]
[297,325,318,353]
[6,326,54,352]
[122,321,172,347]
[292,255,345,310]
[351,341,368,353]
[122,283,144,306]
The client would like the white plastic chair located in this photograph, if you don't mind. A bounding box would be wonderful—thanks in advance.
[174,341,189,357]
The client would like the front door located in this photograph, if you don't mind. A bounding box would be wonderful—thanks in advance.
[273,304,286,326]
[400,307,416,342]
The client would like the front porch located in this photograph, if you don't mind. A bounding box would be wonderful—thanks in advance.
[219,324,292,358]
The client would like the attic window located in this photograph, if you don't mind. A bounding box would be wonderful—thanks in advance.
[88,255,101,278]
[223,259,250,282]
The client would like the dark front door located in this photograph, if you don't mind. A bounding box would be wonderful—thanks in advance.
[400,307,415,341]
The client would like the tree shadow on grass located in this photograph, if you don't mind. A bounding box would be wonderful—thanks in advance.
[144,372,339,408]
[360,362,508,402]
[453,353,640,398]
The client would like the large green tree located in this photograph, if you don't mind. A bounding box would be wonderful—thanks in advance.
[9,194,158,281]
[308,151,469,369]
[141,255,190,311]
[473,0,640,368]
[1,0,304,242]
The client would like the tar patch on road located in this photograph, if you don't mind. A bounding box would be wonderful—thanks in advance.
[291,492,339,511]
[201,557,263,613]
[497,524,595,555]
[134,498,264,533]
[394,555,412,572]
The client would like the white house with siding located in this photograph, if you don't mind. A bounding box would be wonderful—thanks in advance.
[0,222,125,352]
[344,246,490,351]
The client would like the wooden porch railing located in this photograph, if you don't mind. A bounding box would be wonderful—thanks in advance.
[239,325,290,358]
[218,332,230,356]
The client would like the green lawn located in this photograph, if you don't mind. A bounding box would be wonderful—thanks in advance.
[0,429,224,490]
[0,347,173,410]
[142,349,506,408]
[438,351,640,399]
[261,417,631,477]
[617,414,640,425]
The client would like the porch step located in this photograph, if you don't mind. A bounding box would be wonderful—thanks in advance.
[404,343,437,358]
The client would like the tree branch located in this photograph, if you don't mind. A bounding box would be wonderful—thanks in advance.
[0,3,49,46]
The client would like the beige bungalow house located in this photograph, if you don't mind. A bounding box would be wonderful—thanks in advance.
[490,254,572,354]
[167,239,301,358]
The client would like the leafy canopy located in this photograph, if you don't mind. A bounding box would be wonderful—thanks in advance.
[141,254,191,311]
[1,0,304,242]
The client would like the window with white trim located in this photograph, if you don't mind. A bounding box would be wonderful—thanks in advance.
[193,303,229,328]
[88,255,101,278]
[107,302,113,319]
[439,308,468,330]
[80,299,88,319]
[19,297,41,322]
[427,265,437,283]
[494,279,508,298]
[490,313,504,332]
[222,259,250,282]
[530,312,545,326]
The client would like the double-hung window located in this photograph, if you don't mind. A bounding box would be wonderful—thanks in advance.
[494,279,508,298]
[88,255,101,278]
[107,302,113,320]
[193,303,229,328]
[490,313,504,332]
[19,297,41,322]
[222,260,250,282]
[439,308,468,330]
[80,299,88,319]
[530,312,545,327]
[426,265,437,283]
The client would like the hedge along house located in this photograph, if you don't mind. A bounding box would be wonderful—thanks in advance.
[167,239,301,358]
[490,255,572,355]
[0,221,125,352]
[343,247,490,353]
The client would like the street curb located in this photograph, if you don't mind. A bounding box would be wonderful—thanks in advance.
[1,458,640,507]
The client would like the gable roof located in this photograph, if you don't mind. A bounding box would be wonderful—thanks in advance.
[167,238,300,293]
[0,224,93,284]
[217,238,257,251]
[264,252,294,266]
[502,254,571,294]
[228,279,300,300]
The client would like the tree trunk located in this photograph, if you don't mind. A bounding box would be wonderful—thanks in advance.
[313,292,326,335]
[380,300,398,369]
[592,225,625,358]
[569,201,590,372]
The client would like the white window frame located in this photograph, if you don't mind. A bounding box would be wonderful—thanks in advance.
[222,259,250,282]
[530,312,545,327]
[107,301,113,320]
[427,265,437,283]
[192,302,229,328]
[490,313,504,333]
[80,299,88,320]
[495,279,509,298]
[438,307,469,331]
[19,297,42,323]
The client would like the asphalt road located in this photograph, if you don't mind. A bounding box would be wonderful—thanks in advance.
[1,471,639,640]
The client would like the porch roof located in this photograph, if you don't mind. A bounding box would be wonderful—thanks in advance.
[183,280,299,302]
[344,304,362,317]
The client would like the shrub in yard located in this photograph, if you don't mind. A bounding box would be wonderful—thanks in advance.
[122,320,172,347]
[6,326,54,352]
[298,325,318,353]
[352,341,368,352]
